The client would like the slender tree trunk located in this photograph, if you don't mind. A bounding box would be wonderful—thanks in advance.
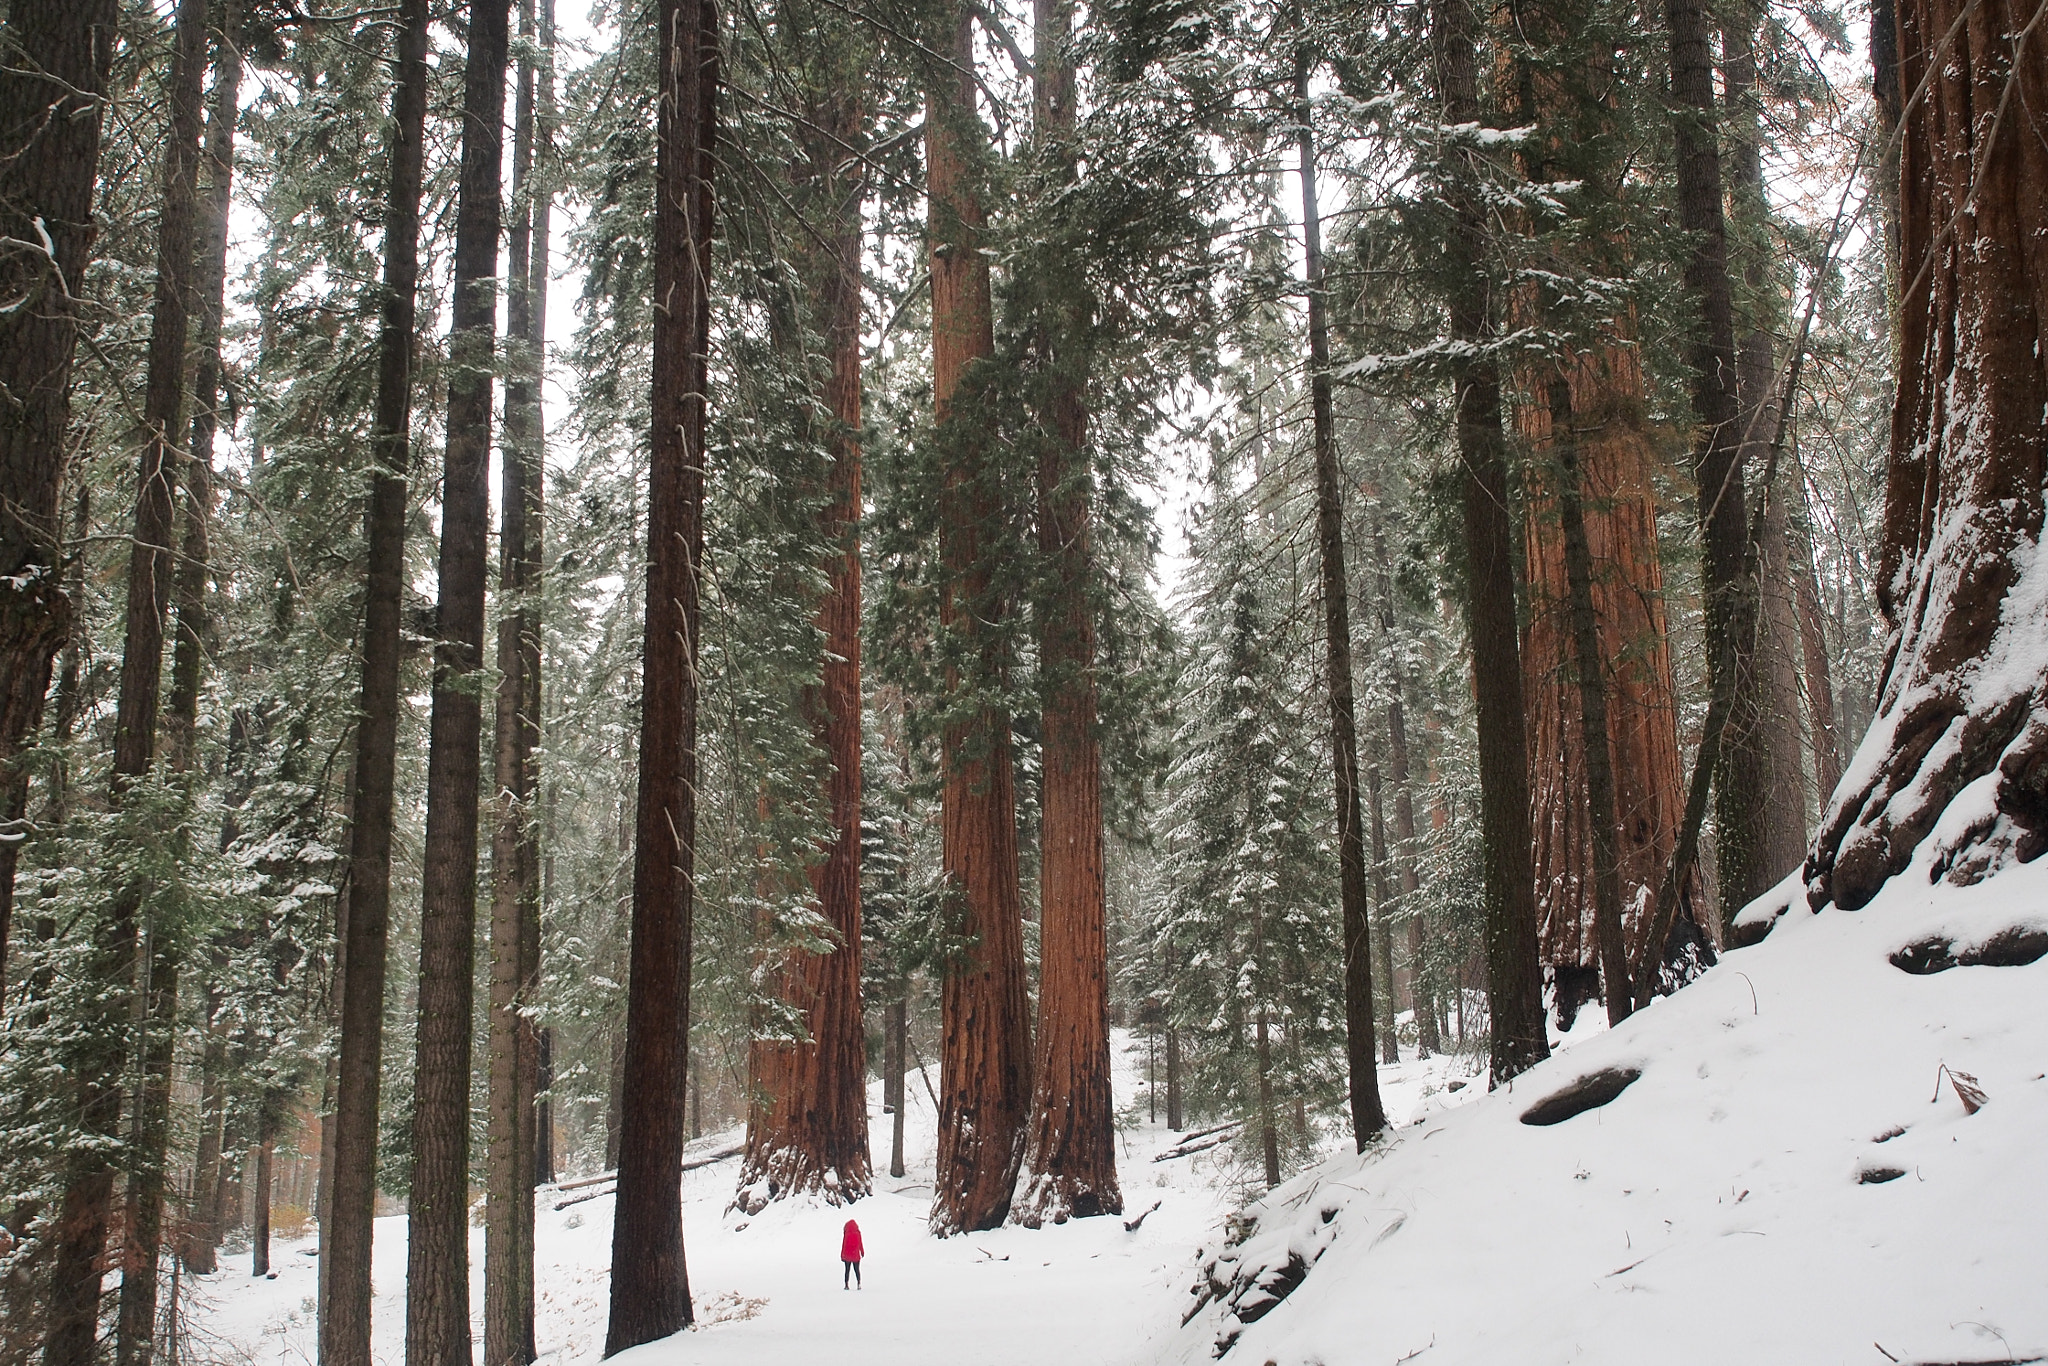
[1548,380,1633,1025]
[407,3,509,1363]
[1429,0,1549,1085]
[1667,0,1768,925]
[1017,0,1119,1227]
[44,4,207,1360]
[251,1132,273,1279]
[604,0,716,1345]
[1294,39,1385,1147]
[925,0,1032,1239]
[1367,515,1437,1056]
[321,4,429,1364]
[737,28,871,1212]
[1255,1009,1279,1187]
[887,998,908,1178]
[182,1018,227,1275]
[1724,0,1808,873]
[486,1,543,1357]
[1806,0,2048,909]
[1792,497,1843,801]
[0,0,117,983]
[1362,731,1400,1064]
[1164,1026,1182,1131]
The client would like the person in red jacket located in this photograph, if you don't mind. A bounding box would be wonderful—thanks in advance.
[841,1218,864,1289]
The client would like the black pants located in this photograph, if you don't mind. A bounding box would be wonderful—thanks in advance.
[843,1259,861,1288]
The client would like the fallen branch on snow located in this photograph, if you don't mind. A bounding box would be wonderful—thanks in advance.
[1123,1199,1162,1232]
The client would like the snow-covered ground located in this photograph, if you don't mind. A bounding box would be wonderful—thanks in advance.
[193,842,2046,1366]
[1170,852,2048,1366]
[190,1028,1474,1366]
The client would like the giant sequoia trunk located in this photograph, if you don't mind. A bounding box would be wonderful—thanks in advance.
[408,4,508,1363]
[1294,41,1386,1146]
[1016,0,1121,1227]
[736,20,871,1213]
[605,0,716,1346]
[0,0,117,984]
[1429,0,1549,1084]
[42,4,207,1361]
[485,3,548,1358]
[321,4,429,1364]
[1804,0,2048,910]
[925,0,1033,1237]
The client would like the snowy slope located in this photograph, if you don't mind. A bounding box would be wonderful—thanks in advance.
[190,1031,1472,1366]
[1163,853,2048,1366]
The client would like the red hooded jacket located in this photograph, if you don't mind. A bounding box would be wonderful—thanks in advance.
[840,1219,863,1262]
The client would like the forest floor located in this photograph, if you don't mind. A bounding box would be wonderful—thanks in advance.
[188,835,2048,1366]
[186,1027,1480,1366]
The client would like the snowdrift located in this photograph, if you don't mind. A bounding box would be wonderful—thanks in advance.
[1164,852,2048,1365]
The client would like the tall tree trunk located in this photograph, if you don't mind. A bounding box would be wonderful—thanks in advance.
[1362,744,1400,1064]
[321,3,429,1363]
[1017,0,1119,1228]
[1792,495,1843,800]
[1294,39,1385,1147]
[121,15,242,1357]
[925,0,1032,1239]
[1367,514,1437,1056]
[1805,0,2048,909]
[1548,380,1633,1026]
[0,0,117,984]
[887,998,907,1178]
[43,3,207,1360]
[407,2,508,1363]
[604,0,716,1345]
[1667,0,1769,925]
[1163,1026,1182,1131]
[251,1131,273,1279]
[1255,1008,1279,1187]
[1429,0,1549,1085]
[1724,0,1809,872]
[182,1017,227,1275]
[486,0,544,1357]
[737,19,871,1213]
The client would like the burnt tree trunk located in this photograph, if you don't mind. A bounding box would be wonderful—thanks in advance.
[0,0,117,984]
[1017,0,1119,1227]
[1429,0,1549,1084]
[1294,39,1386,1146]
[321,4,429,1364]
[407,3,508,1363]
[737,21,871,1212]
[604,0,716,1346]
[925,0,1032,1239]
[1805,0,2048,908]
[44,3,207,1361]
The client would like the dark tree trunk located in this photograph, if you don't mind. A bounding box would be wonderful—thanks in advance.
[1255,1009,1279,1187]
[1793,498,1843,800]
[1294,40,1385,1147]
[604,0,716,1346]
[1363,727,1400,1064]
[1548,380,1633,1025]
[486,1,545,1358]
[1163,1026,1182,1131]
[251,1132,273,1279]
[182,1018,227,1275]
[407,3,509,1363]
[1666,0,1769,925]
[321,4,429,1364]
[1429,0,1549,1085]
[887,999,907,1178]
[1367,515,1437,1056]
[1806,0,2048,909]
[0,0,117,983]
[44,4,207,1360]
[1017,0,1119,1228]
[738,22,871,1212]
[925,0,1032,1239]
[1724,0,1809,873]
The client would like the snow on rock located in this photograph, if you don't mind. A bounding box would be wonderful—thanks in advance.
[1161,853,2048,1366]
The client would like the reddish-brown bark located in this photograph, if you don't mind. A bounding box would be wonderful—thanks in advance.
[1806,0,2048,909]
[738,56,871,1212]
[925,0,1032,1237]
